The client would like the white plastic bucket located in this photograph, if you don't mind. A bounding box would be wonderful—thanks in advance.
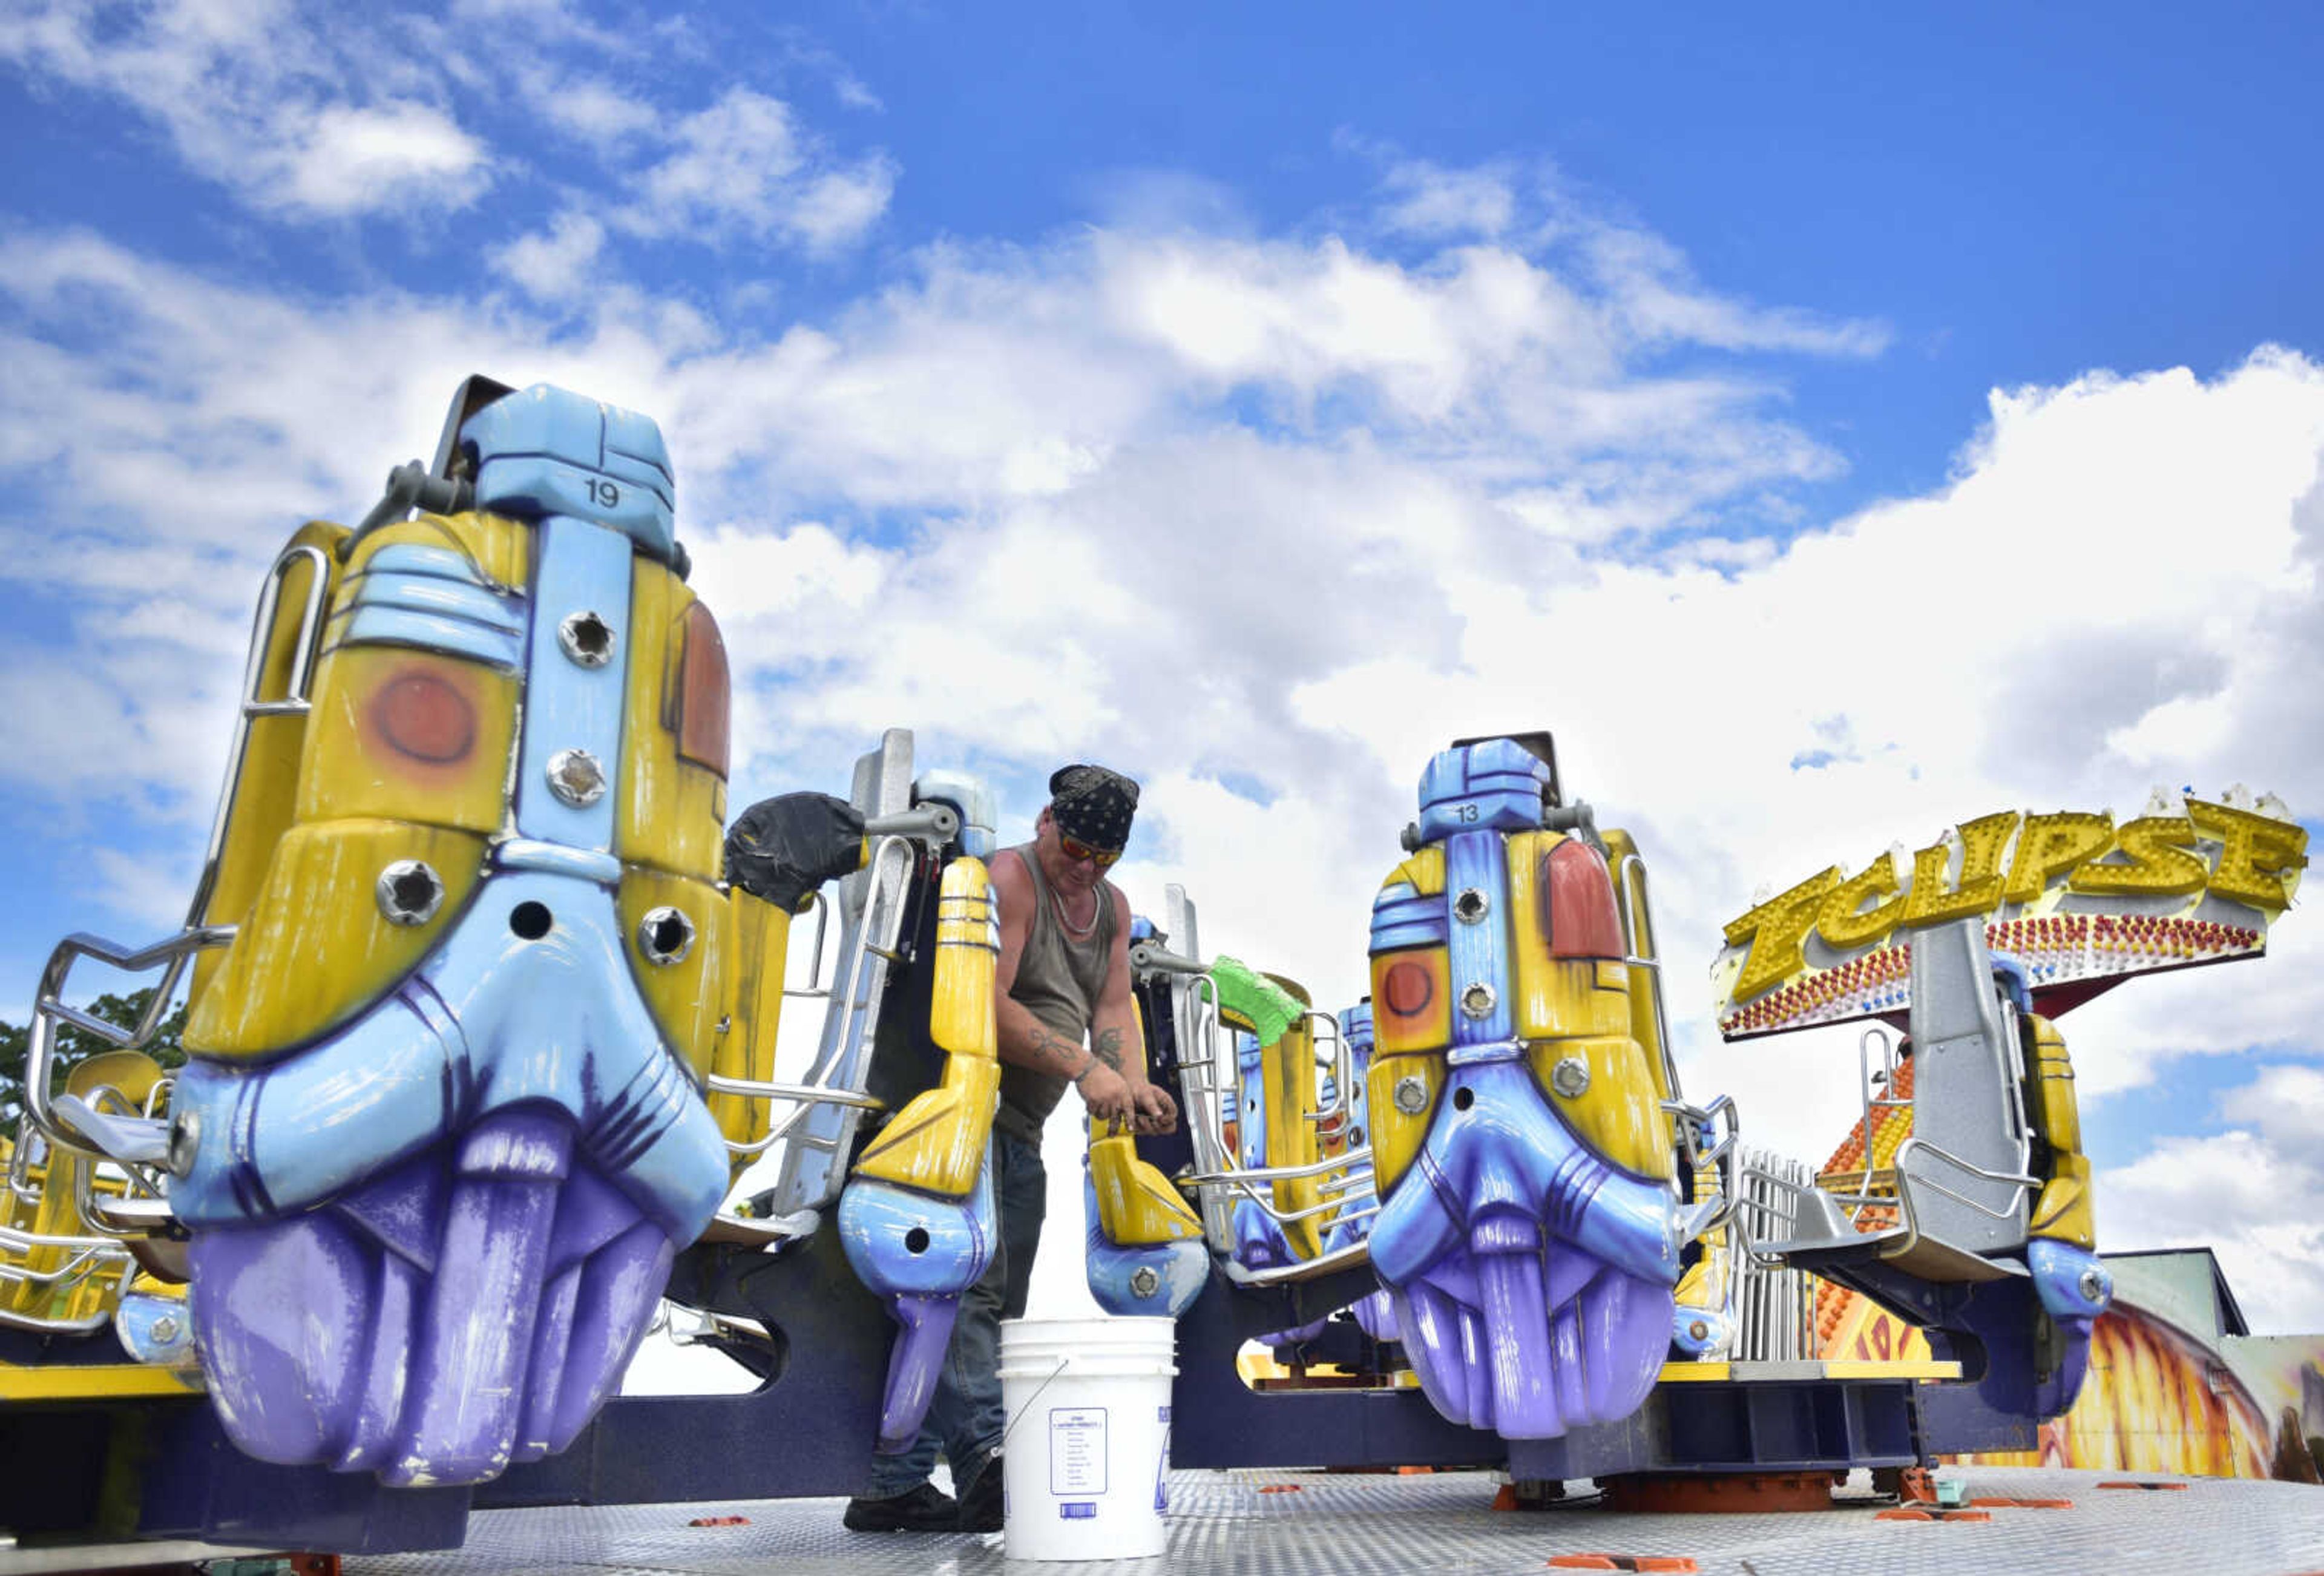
[997,1316,1176,1560]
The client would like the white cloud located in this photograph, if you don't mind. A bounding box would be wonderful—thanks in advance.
[631,87,896,252]
[280,100,488,215]
[1376,156,1520,238]
[0,1,894,249]
[1582,222,1892,356]
[527,72,660,146]
[0,0,489,219]
[2219,1063,2324,1150]
[2105,1115,2324,1335]
[492,210,606,304]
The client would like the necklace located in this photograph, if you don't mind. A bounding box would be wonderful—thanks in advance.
[1052,880,1100,940]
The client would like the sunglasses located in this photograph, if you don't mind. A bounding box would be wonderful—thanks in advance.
[1057,832,1123,870]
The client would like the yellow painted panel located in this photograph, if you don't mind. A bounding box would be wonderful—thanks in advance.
[191,520,348,1010]
[1089,1133,1204,1244]
[2028,1016,2081,1151]
[1371,946,1451,1055]
[854,1056,1000,1198]
[619,865,730,1083]
[1388,845,1446,898]
[185,821,487,1056]
[1531,1033,1673,1181]
[295,645,519,835]
[2026,1014,2096,1247]
[2030,1157,2096,1248]
[1655,1359,1961,1385]
[709,889,789,1154]
[1263,980,1324,1261]
[343,509,529,591]
[617,560,725,881]
[1367,1051,1443,1195]
[1819,1359,1961,1381]
[0,1361,206,1401]
[1656,1362,1735,1383]
[931,858,998,1059]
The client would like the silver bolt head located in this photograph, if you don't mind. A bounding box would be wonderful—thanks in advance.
[1459,981,1497,1020]
[547,748,608,807]
[1129,1266,1161,1299]
[151,1315,180,1342]
[1452,886,1491,924]
[376,859,445,927]
[1550,1056,1591,1098]
[1393,1075,1430,1115]
[2079,1267,2110,1303]
[557,609,617,668]
[638,905,696,965]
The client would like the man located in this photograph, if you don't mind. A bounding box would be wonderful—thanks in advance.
[845,763,1179,1533]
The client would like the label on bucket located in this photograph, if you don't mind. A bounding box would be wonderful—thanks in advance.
[1050,1407,1108,1496]
[1060,1502,1097,1520]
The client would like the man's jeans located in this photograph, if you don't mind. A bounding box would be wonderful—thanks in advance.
[864,1127,1048,1497]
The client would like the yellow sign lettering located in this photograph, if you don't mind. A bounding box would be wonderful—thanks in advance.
[1724,866,1840,1006]
[2187,798,2309,910]
[2068,816,2208,898]
[1817,854,1906,950]
[2001,810,2115,906]
[1902,811,2020,928]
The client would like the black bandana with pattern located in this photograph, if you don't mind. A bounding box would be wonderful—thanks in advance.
[1048,763,1139,851]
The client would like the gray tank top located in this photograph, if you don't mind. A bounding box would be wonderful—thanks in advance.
[997,842,1118,1144]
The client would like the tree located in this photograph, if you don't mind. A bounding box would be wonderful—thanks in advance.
[0,987,187,1131]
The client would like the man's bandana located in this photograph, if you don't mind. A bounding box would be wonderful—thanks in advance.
[1049,763,1139,852]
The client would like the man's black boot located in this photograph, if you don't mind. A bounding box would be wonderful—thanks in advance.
[955,1453,1004,1532]
[842,1482,959,1532]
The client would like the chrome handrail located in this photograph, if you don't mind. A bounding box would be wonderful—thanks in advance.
[1305,1010,1351,1130]
[1178,1147,1376,1188]
[1662,1091,1739,1175]
[715,809,956,1216]
[21,925,233,1160]
[1613,850,1685,1106]
[779,890,832,999]
[1219,1237,1376,1287]
[1891,1135,2037,1226]
[179,545,332,939]
[1161,977,1379,1241]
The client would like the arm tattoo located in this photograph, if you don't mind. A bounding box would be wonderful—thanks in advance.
[1091,1028,1124,1072]
[1031,1026,1089,1079]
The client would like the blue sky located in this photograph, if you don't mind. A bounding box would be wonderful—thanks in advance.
[4,1,2323,1330]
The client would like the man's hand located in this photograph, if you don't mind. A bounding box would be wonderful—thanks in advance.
[1075,1060,1137,1125]
[1125,1077,1178,1135]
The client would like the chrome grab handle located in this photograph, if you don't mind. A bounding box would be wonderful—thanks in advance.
[1165,977,1378,1238]
[21,925,233,1163]
[1662,1091,1738,1174]
[1891,1135,2037,1224]
[1612,850,1684,1108]
[718,812,957,1188]
[1305,1010,1353,1130]
[1219,1238,1376,1287]
[1178,1147,1376,1188]
[780,890,832,999]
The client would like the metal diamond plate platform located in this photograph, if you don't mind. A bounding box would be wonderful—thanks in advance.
[341,1467,2324,1576]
